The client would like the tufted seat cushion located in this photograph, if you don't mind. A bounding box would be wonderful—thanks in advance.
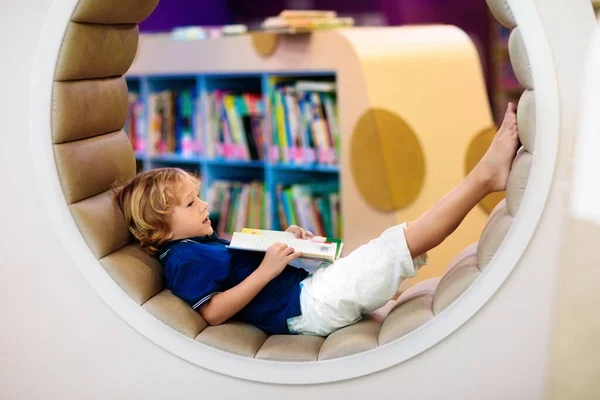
[50,0,535,361]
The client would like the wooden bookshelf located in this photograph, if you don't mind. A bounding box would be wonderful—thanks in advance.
[124,27,495,283]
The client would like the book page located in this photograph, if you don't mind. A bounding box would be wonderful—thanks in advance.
[229,232,337,260]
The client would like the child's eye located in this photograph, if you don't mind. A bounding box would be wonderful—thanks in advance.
[187,201,194,207]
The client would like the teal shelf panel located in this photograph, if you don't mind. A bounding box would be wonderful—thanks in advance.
[205,159,265,168]
[149,153,203,164]
[269,163,339,173]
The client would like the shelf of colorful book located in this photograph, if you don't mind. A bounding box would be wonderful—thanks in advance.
[205,177,341,241]
[124,72,343,238]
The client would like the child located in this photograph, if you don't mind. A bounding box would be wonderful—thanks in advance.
[113,103,519,337]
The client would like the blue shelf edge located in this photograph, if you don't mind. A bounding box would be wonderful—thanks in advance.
[135,153,340,173]
[269,163,339,173]
[205,159,265,168]
[149,153,204,164]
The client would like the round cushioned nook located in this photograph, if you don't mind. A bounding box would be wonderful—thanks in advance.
[52,0,535,362]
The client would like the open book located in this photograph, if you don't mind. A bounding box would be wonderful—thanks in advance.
[227,228,344,272]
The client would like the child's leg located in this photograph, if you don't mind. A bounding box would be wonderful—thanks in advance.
[405,103,520,258]
[289,104,520,336]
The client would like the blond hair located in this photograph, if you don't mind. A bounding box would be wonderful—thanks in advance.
[112,168,200,255]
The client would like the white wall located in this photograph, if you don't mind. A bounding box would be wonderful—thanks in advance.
[0,0,593,398]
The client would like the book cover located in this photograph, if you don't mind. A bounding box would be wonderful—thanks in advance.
[228,228,343,262]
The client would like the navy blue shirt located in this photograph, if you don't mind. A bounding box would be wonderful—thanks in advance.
[157,233,309,334]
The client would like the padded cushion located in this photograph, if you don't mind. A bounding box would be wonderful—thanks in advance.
[443,242,479,275]
[379,294,434,345]
[55,22,138,81]
[100,244,163,305]
[69,190,131,259]
[486,0,516,28]
[53,130,136,204]
[52,77,129,144]
[433,253,480,315]
[477,200,514,269]
[506,150,533,216]
[371,278,440,322]
[196,322,267,358]
[255,335,325,362]
[143,290,207,339]
[509,28,534,89]
[72,0,159,24]
[318,316,381,360]
[518,89,536,152]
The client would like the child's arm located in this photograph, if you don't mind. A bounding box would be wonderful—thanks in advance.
[198,243,302,326]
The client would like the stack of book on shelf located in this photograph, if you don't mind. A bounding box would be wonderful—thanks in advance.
[276,182,341,239]
[261,10,354,34]
[202,90,265,161]
[125,92,146,153]
[146,89,198,156]
[228,228,343,272]
[269,80,340,166]
[170,25,248,41]
[207,180,268,240]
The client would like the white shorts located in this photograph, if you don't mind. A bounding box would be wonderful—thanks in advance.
[287,222,428,336]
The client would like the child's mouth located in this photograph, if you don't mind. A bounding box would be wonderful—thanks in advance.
[202,217,210,225]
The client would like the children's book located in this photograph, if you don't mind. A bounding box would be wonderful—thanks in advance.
[227,228,343,272]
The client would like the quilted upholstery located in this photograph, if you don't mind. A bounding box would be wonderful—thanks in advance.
[52,77,129,144]
[49,0,534,361]
[485,0,516,29]
[71,0,159,24]
[517,89,536,152]
[509,28,534,89]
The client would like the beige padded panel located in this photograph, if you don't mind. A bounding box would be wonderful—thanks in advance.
[72,0,159,24]
[379,295,434,345]
[506,150,532,216]
[318,316,381,361]
[433,255,480,315]
[518,89,536,152]
[100,244,163,305]
[395,278,440,304]
[509,28,534,90]
[143,290,207,339]
[486,0,516,28]
[54,130,136,204]
[370,278,440,322]
[196,322,267,358]
[255,335,325,362]
[477,201,514,269]
[69,191,131,259]
[52,77,129,144]
[443,242,479,275]
[55,22,138,81]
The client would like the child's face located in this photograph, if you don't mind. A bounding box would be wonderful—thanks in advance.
[168,178,213,240]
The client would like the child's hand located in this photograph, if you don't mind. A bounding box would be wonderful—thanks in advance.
[286,225,314,240]
[259,243,303,280]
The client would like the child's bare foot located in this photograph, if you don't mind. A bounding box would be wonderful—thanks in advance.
[473,102,520,192]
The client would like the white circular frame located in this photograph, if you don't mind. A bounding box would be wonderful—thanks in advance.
[29,0,558,385]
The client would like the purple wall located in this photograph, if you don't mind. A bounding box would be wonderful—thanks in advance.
[139,0,234,32]
[229,0,377,22]
[378,0,492,92]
